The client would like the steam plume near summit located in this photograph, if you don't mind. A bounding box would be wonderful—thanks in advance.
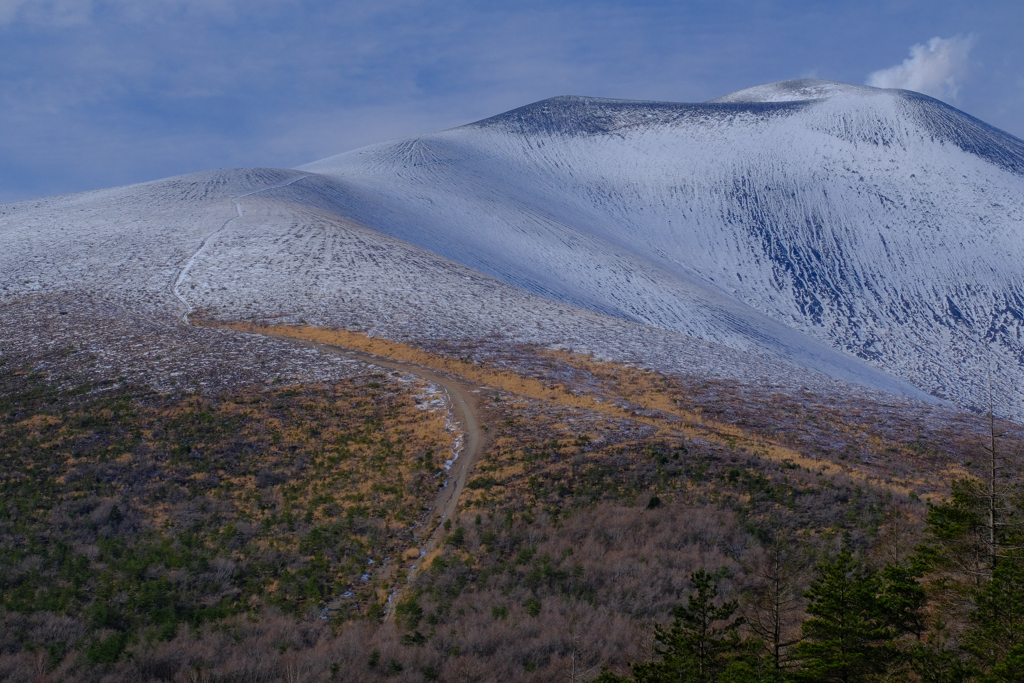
[866,35,974,101]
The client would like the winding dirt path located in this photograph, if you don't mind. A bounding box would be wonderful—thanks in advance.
[257,332,488,617]
[173,179,487,617]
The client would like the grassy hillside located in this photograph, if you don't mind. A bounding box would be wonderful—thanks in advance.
[1,318,1018,682]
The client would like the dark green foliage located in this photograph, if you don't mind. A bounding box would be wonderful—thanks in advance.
[108,505,124,525]
[793,552,878,682]
[85,630,130,664]
[400,631,427,646]
[878,562,927,639]
[962,560,1024,679]
[916,467,1024,681]
[467,476,500,490]
[909,629,972,683]
[395,596,424,631]
[793,549,923,682]
[919,479,992,581]
[631,569,747,683]
[446,525,466,548]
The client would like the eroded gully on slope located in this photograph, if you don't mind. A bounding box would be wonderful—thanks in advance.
[171,174,311,323]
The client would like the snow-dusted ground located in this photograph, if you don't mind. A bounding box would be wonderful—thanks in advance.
[298,80,1024,418]
[2,79,1021,419]
[0,293,379,394]
[0,166,928,409]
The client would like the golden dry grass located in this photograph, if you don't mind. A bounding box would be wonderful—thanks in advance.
[217,323,944,497]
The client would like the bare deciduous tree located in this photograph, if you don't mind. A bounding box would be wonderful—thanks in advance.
[744,527,810,675]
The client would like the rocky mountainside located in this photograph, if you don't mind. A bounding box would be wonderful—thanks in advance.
[2,79,1022,418]
[297,79,1024,418]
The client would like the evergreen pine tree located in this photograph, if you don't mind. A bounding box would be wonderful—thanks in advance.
[962,559,1024,682]
[913,410,1024,682]
[632,569,746,683]
[794,549,922,682]
[908,626,971,683]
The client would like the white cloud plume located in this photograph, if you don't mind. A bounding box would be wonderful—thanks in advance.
[866,35,974,100]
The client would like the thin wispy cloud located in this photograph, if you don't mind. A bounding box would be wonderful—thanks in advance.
[866,35,974,101]
[0,0,292,26]
[0,0,94,26]
[0,0,27,24]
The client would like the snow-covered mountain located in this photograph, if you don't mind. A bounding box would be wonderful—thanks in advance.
[294,79,1024,417]
[2,79,1021,418]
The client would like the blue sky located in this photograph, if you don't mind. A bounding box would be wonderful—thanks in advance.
[1,0,1022,203]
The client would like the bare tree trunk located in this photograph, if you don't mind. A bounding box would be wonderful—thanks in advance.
[746,527,808,674]
[989,403,998,575]
[565,626,601,683]
[978,370,1023,579]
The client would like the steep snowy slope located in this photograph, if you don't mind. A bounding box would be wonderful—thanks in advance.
[299,80,1024,417]
[2,79,1019,418]
[0,165,928,406]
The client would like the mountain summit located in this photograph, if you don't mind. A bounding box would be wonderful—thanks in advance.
[297,80,1024,417]
[709,78,876,102]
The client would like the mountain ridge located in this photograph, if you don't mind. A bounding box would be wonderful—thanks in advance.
[298,80,1024,418]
